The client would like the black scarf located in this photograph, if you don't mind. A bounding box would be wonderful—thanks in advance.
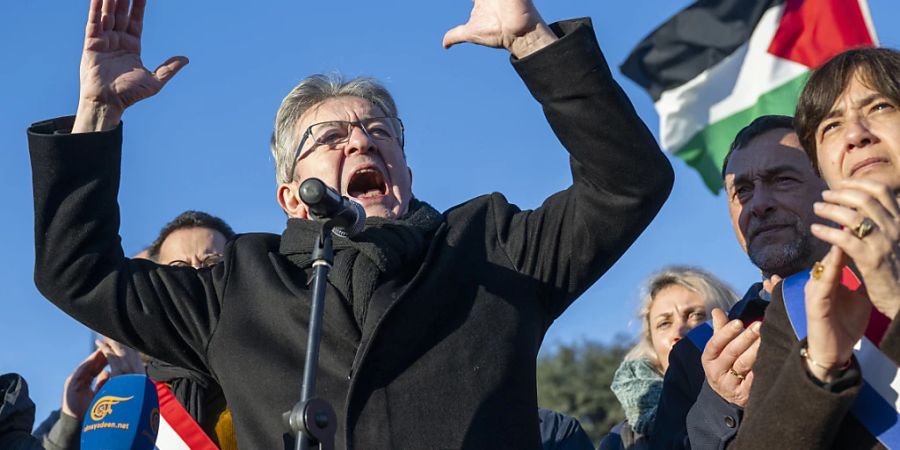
[145,358,218,425]
[279,199,443,328]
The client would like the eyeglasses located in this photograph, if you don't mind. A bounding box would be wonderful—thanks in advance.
[167,252,223,269]
[289,117,404,180]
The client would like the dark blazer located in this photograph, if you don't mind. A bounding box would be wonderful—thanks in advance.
[27,19,672,450]
[651,284,769,450]
[730,280,900,449]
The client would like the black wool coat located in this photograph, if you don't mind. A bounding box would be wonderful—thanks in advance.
[28,19,673,450]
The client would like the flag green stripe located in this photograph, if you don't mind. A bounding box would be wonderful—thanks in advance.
[673,71,810,193]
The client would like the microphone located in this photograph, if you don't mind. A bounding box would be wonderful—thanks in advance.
[299,178,366,237]
[81,374,159,450]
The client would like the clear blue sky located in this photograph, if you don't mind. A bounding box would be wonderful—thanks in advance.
[2,0,899,422]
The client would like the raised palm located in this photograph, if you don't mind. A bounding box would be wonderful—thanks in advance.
[79,0,186,116]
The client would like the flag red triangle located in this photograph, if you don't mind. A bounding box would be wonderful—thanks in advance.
[768,0,875,69]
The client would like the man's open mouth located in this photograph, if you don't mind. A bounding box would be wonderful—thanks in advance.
[347,168,388,199]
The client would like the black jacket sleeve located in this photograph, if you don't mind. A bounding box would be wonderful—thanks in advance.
[493,19,673,321]
[28,116,227,373]
[651,339,703,450]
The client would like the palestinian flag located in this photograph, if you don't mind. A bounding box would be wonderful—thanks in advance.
[621,0,878,192]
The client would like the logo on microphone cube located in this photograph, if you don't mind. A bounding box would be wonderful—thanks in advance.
[81,374,160,450]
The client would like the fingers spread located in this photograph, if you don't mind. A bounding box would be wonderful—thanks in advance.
[128,0,146,38]
[101,0,116,32]
[153,56,189,86]
[114,0,130,32]
[86,0,103,38]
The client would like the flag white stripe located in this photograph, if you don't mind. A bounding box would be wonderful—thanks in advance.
[154,416,192,450]
[854,337,900,412]
[859,0,880,46]
[654,4,808,152]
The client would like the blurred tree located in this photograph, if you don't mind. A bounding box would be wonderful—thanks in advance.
[537,335,633,444]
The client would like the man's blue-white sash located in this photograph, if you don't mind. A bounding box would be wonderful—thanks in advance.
[782,270,900,448]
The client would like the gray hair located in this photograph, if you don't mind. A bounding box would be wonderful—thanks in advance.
[270,73,400,184]
[624,266,740,373]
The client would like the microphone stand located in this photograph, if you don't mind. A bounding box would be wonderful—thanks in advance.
[286,223,337,450]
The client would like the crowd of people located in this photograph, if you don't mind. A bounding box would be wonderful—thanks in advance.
[2,0,898,448]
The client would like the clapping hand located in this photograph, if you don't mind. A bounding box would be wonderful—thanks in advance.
[74,0,188,133]
[803,246,872,382]
[700,308,761,407]
[811,178,900,319]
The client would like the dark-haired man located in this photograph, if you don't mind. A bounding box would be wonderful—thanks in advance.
[148,210,235,268]
[651,115,829,449]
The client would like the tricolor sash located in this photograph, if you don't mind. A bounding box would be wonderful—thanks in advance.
[782,268,900,448]
[153,381,219,450]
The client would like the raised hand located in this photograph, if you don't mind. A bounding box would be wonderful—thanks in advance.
[700,308,761,407]
[811,178,900,319]
[96,337,144,375]
[803,246,872,382]
[442,0,557,59]
[73,0,188,133]
[60,349,111,420]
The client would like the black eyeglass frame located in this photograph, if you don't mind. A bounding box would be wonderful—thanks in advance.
[288,117,405,181]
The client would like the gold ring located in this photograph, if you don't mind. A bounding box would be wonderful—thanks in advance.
[852,217,876,239]
[811,261,825,280]
[728,368,746,380]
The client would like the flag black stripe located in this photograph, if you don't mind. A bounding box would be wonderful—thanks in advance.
[620,0,785,101]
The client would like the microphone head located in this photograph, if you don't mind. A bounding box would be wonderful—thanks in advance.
[333,199,366,238]
[81,374,159,450]
[299,178,327,207]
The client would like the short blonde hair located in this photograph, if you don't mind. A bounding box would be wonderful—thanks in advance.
[624,266,739,373]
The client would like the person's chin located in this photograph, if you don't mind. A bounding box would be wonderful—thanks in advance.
[849,169,900,191]
[360,198,400,220]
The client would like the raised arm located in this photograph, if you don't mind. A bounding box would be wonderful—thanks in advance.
[74,0,187,133]
[29,0,220,374]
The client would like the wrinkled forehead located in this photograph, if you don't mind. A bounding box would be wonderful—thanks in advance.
[725,131,808,184]
[160,227,226,257]
[296,96,387,134]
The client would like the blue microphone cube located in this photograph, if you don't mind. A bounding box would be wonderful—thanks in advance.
[81,374,160,450]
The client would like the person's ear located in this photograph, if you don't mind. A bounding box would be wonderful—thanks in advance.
[277,182,309,219]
